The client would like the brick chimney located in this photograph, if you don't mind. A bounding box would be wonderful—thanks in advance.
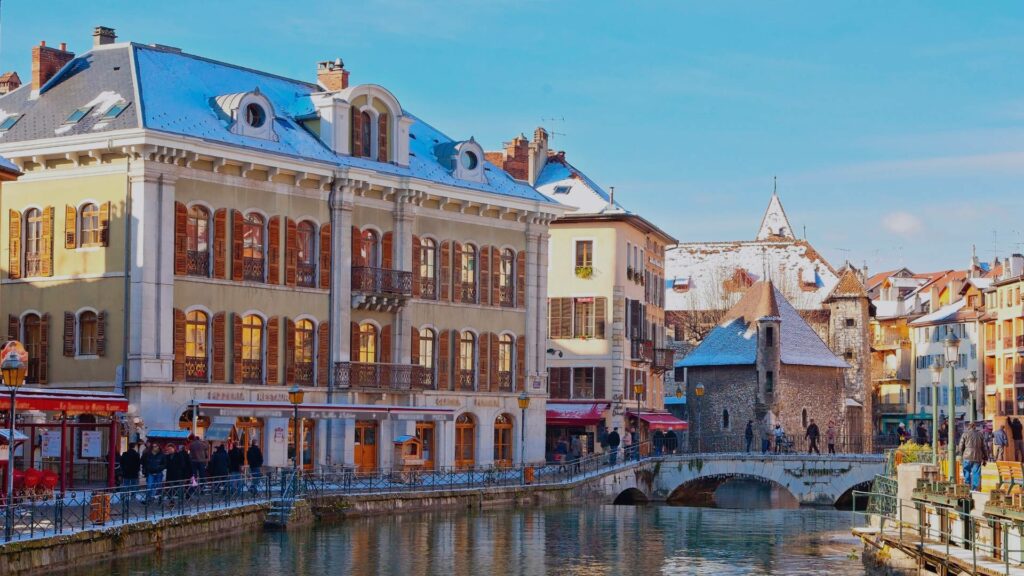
[0,71,22,95]
[317,58,349,91]
[93,26,117,46]
[31,41,75,91]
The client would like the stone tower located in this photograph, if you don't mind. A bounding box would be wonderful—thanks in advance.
[823,268,872,442]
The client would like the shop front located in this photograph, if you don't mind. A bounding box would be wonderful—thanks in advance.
[626,410,688,454]
[545,401,609,460]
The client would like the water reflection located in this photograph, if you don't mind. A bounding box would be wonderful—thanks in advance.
[712,478,800,509]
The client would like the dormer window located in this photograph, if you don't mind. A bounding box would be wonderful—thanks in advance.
[213,90,277,141]
[438,138,486,184]
[103,101,130,120]
[245,103,266,127]
[65,106,94,124]
[461,151,478,170]
[553,185,571,195]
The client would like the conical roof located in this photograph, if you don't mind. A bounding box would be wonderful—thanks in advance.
[755,192,795,240]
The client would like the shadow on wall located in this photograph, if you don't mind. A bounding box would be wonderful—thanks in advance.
[612,487,649,506]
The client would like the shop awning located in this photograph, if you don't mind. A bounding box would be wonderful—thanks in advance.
[546,402,609,426]
[0,388,128,415]
[146,429,191,441]
[0,429,28,443]
[628,411,688,431]
[195,401,455,422]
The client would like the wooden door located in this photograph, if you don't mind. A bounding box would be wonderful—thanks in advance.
[454,414,475,469]
[354,420,378,472]
[416,421,435,470]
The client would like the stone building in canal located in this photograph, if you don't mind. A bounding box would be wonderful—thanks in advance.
[0,27,563,472]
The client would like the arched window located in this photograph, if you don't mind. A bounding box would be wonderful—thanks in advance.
[23,313,41,383]
[241,315,263,384]
[24,208,43,277]
[458,331,476,389]
[494,413,513,467]
[459,244,478,303]
[359,229,379,268]
[418,328,435,370]
[454,413,476,469]
[186,205,210,276]
[185,310,208,382]
[78,311,98,356]
[722,409,730,430]
[295,319,315,384]
[418,238,437,299]
[498,249,515,306]
[296,220,317,287]
[358,323,377,363]
[360,111,373,159]
[80,203,102,247]
[242,213,265,281]
[497,334,514,391]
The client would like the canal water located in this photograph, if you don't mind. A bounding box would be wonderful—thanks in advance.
[66,480,866,576]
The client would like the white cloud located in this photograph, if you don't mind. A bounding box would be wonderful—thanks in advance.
[882,212,924,237]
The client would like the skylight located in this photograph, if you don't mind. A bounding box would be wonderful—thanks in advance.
[103,101,130,119]
[553,185,571,194]
[64,106,94,124]
[0,114,22,132]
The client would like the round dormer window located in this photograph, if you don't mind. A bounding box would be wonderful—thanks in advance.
[245,103,267,128]
[461,151,478,170]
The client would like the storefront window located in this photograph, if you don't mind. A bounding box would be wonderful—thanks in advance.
[494,413,513,467]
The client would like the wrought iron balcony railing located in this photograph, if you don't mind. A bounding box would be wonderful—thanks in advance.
[418,276,437,300]
[456,282,477,304]
[352,267,413,296]
[296,263,317,288]
[334,362,433,390]
[498,285,515,307]
[187,250,209,276]
[294,362,315,385]
[630,339,653,362]
[241,359,263,384]
[243,257,264,282]
[456,369,476,391]
[185,356,208,382]
[496,371,513,392]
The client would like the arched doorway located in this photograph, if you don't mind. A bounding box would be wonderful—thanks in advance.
[493,413,513,467]
[178,409,210,436]
[354,420,377,472]
[455,413,476,469]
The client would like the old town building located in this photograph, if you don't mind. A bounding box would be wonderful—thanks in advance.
[0,28,562,473]
[981,254,1024,455]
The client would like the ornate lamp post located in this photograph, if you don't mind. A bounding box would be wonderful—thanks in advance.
[288,385,304,476]
[931,363,943,461]
[517,391,529,468]
[2,348,27,542]
[694,382,705,453]
[942,333,961,483]
[962,371,978,423]
[632,381,643,459]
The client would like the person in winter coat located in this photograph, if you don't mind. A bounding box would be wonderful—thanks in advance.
[826,421,838,455]
[189,435,211,483]
[744,420,754,453]
[994,424,1009,462]
[805,419,821,455]
[228,444,245,495]
[208,444,230,483]
[246,441,264,494]
[958,421,987,490]
[622,427,634,461]
[606,427,621,465]
[141,442,167,502]
[120,443,142,492]
[165,445,194,500]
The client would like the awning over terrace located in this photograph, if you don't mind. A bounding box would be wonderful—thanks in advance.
[546,402,609,426]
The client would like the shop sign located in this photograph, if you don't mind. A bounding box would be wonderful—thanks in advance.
[255,392,290,403]
[207,391,246,401]
[434,397,461,407]
[474,398,501,408]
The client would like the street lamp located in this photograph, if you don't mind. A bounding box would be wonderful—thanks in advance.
[2,347,27,542]
[931,363,943,460]
[694,382,705,453]
[632,381,643,459]
[963,371,978,423]
[942,332,960,483]
[288,385,304,476]
[517,392,529,468]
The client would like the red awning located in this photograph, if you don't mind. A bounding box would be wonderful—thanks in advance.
[628,411,688,431]
[0,388,128,415]
[546,402,608,426]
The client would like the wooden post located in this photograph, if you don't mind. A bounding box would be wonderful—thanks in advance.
[107,418,116,487]
[59,413,67,494]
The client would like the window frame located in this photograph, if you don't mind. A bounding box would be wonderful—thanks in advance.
[78,310,99,357]
[357,323,378,364]
[23,208,44,277]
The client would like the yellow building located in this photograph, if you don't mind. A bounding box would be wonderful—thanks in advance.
[0,29,563,471]
[981,255,1024,453]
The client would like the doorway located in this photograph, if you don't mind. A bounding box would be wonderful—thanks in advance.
[416,421,435,470]
[354,420,378,472]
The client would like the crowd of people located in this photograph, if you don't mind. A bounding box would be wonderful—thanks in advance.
[547,426,685,469]
[740,419,840,455]
[118,436,264,503]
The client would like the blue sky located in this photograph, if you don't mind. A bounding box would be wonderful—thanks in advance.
[3,1,1022,273]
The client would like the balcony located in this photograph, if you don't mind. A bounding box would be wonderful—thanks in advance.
[456,282,477,305]
[872,332,904,349]
[351,267,413,312]
[294,362,314,385]
[497,285,515,307]
[631,339,653,363]
[187,250,209,276]
[1018,335,1024,349]
[185,356,208,382]
[877,402,907,415]
[652,348,675,373]
[241,359,262,385]
[496,371,513,392]
[24,255,43,278]
[875,367,911,381]
[296,263,316,288]
[418,276,437,300]
[334,362,433,391]
[242,257,264,282]
[456,369,476,391]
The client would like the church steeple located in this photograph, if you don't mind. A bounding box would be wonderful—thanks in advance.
[755,180,795,241]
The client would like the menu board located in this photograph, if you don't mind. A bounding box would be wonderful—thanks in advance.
[41,430,61,458]
[81,431,102,458]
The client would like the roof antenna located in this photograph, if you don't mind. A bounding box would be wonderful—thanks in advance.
[608,185,615,210]
[773,175,777,196]
[802,225,806,240]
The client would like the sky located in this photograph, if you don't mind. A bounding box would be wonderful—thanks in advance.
[2,1,1023,273]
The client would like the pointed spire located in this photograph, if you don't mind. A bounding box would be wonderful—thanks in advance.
[755,181,795,241]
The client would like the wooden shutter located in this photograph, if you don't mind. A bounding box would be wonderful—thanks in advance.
[480,246,491,306]
[451,242,462,302]
[478,332,490,392]
[65,205,78,249]
[516,335,526,391]
[490,333,501,391]
[380,324,392,364]
[515,250,526,308]
[381,231,393,270]
[550,367,570,399]
[174,202,187,275]
[267,216,281,285]
[267,316,279,384]
[231,210,244,281]
[285,318,296,384]
[547,298,557,338]
[40,206,54,277]
[99,202,111,247]
[212,313,226,382]
[439,241,451,301]
[317,322,329,386]
[213,209,227,279]
[595,367,607,399]
[173,308,185,381]
[377,113,388,162]
[8,210,21,279]
[350,321,359,361]
[410,327,420,365]
[285,218,297,287]
[411,235,421,297]
[319,223,331,289]
[351,226,364,267]
[7,314,18,341]
[549,297,572,339]
[232,313,243,384]
[63,312,75,356]
[595,297,607,339]
[38,313,49,385]
[437,329,450,390]
[451,329,461,390]
[351,110,363,158]
[491,247,501,306]
[96,311,107,357]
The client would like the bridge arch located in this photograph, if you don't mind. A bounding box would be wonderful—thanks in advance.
[666,474,797,507]
[613,488,649,505]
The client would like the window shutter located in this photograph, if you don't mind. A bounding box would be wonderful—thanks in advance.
[381,324,392,363]
[479,246,490,306]
[173,308,185,381]
[65,205,78,249]
[595,297,607,339]
[351,226,364,267]
[96,311,107,357]
[174,202,187,275]
[516,335,526,391]
[213,208,227,279]
[515,250,526,308]
[232,313,243,384]
[285,318,296,384]
[319,223,331,289]
[351,111,363,158]
[382,231,393,270]
[595,367,606,399]
[99,202,111,247]
[7,314,18,341]
[437,329,450,390]
[560,297,573,339]
[547,298,557,339]
[439,241,451,301]
[350,321,359,361]
[377,112,388,162]
[317,322,329,386]
[8,210,21,279]
[410,327,420,365]
[212,312,226,383]
[411,235,421,297]
[267,316,279,384]
[285,218,297,286]
[478,332,490,392]
[490,333,500,391]
[451,329,461,390]
[550,367,570,399]
[451,242,462,302]
[267,216,281,285]
[39,313,49,384]
[491,247,501,306]
[231,210,244,281]
[62,312,75,356]
[40,206,54,277]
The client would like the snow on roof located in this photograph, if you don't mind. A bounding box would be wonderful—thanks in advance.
[910,298,967,326]
[967,277,993,290]
[534,153,626,214]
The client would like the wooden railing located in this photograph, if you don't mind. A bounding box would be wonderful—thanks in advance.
[352,267,413,296]
[334,362,433,390]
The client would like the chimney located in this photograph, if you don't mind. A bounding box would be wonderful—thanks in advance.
[31,41,75,91]
[93,26,116,46]
[1010,254,1024,279]
[317,58,349,91]
[527,127,549,186]
[0,71,22,95]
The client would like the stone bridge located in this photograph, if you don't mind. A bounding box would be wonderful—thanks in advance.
[587,453,884,507]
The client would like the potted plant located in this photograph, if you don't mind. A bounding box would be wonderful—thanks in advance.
[626,267,634,281]
[575,265,593,279]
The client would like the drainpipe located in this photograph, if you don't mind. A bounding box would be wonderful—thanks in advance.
[325,176,338,465]
[120,151,132,396]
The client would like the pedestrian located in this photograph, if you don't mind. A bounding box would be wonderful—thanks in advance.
[938,420,948,447]
[120,442,142,496]
[773,424,785,454]
[189,434,211,483]
[555,437,569,469]
[247,440,264,494]
[166,444,194,501]
[957,421,986,491]
[570,435,582,473]
[622,427,633,461]
[228,443,245,496]
[805,419,820,455]
[915,422,928,446]
[826,421,837,455]
[744,420,754,453]
[209,444,230,488]
[761,420,772,454]
[995,424,1009,462]
[141,442,167,503]
[1011,418,1024,461]
[897,422,910,444]
[653,430,665,456]
[607,427,621,465]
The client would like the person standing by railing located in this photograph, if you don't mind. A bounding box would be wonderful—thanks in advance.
[773,424,785,454]
[826,421,837,455]
[570,436,582,473]
[622,427,633,461]
[189,435,210,485]
[805,419,820,455]
[606,427,621,465]
[120,442,141,496]
[958,421,985,491]
[228,443,244,496]
[744,420,754,453]
[141,442,167,503]
[247,441,264,495]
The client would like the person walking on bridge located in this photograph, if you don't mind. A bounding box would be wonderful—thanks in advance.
[826,421,837,455]
[958,421,986,491]
[1011,418,1023,461]
[805,419,820,455]
[744,420,754,453]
